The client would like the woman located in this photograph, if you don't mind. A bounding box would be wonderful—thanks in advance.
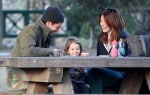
[87,7,130,94]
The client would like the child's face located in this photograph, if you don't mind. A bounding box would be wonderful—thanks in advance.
[68,43,81,56]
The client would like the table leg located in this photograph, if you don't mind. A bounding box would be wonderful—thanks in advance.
[145,70,150,91]
[26,82,48,94]
[52,70,74,94]
[119,71,144,94]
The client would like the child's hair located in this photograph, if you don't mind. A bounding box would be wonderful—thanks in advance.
[64,37,82,55]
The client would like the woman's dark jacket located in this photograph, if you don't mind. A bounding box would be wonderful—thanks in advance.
[97,30,130,56]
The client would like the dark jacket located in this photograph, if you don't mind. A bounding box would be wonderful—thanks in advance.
[97,30,129,56]
[11,19,53,57]
[69,67,87,82]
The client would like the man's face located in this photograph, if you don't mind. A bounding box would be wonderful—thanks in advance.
[46,21,62,32]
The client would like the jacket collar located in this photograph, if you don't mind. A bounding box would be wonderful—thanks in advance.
[37,19,51,42]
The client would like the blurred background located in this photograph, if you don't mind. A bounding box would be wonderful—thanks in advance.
[0,0,150,54]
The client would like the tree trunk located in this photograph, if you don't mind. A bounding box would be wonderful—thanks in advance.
[0,0,2,49]
[89,27,94,48]
[29,0,45,10]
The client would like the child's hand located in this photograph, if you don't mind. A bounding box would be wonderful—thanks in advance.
[81,52,89,57]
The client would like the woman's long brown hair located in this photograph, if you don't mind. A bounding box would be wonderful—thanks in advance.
[99,8,125,44]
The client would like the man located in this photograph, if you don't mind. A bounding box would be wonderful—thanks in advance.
[11,6,64,57]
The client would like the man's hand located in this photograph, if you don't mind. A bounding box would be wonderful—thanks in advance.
[51,49,61,57]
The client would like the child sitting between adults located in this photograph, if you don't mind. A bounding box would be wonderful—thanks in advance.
[64,37,90,94]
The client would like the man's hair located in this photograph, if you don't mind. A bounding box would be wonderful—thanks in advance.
[42,6,64,23]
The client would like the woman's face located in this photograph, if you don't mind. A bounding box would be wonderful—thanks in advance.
[100,15,111,33]
[68,43,80,57]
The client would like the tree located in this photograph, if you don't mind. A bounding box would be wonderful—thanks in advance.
[0,0,2,48]
[50,0,150,47]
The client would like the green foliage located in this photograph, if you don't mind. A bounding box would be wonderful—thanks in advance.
[134,12,150,35]
[80,22,90,39]
[122,10,137,35]
[50,0,150,36]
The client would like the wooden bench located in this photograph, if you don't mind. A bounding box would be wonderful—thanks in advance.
[0,56,150,94]
[0,90,26,95]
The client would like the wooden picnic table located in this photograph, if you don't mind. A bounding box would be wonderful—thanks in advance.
[0,56,150,94]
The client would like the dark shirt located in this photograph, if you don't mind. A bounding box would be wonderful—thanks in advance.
[97,30,130,56]
[69,68,87,82]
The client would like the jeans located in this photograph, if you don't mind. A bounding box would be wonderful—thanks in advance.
[87,68,124,94]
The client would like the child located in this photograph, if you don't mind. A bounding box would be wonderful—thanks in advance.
[64,37,90,94]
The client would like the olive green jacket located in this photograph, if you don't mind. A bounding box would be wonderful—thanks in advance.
[11,19,53,57]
